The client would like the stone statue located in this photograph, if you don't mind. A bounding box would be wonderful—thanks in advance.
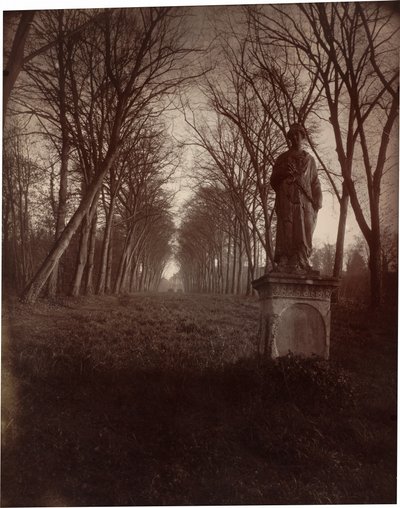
[271,124,322,273]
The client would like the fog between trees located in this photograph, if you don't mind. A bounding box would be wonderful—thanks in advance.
[3,4,399,307]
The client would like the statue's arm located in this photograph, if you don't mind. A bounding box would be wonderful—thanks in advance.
[270,156,288,191]
[311,160,323,210]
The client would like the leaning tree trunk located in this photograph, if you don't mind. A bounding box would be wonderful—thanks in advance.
[70,213,91,297]
[97,197,116,294]
[71,192,99,297]
[84,212,97,295]
[105,238,114,294]
[129,257,138,292]
[47,20,70,297]
[138,259,145,291]
[114,243,130,294]
[21,149,119,303]
[3,11,35,120]
[48,139,70,297]
[120,254,133,293]
[143,265,151,292]
[121,236,143,293]
[114,225,135,294]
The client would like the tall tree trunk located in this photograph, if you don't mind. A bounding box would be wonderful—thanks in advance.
[231,220,237,294]
[114,246,128,294]
[237,234,243,295]
[16,157,29,286]
[331,186,349,303]
[242,228,254,296]
[2,199,11,277]
[114,226,134,293]
[212,259,216,293]
[9,199,22,289]
[71,192,99,297]
[369,237,382,309]
[22,149,118,303]
[148,270,155,291]
[129,258,138,292]
[120,252,133,293]
[47,15,70,297]
[143,264,150,292]
[246,266,251,296]
[71,214,91,297]
[85,212,97,294]
[97,197,115,294]
[138,261,145,291]
[48,139,70,297]
[3,11,35,119]
[225,226,231,294]
[333,186,349,278]
[218,247,223,293]
[105,238,113,294]
[369,198,382,308]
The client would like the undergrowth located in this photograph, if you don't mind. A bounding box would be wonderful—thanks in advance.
[2,293,397,506]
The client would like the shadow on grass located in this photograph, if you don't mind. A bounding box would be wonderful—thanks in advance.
[2,354,396,506]
[2,295,397,506]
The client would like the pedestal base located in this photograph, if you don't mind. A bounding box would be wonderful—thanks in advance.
[252,273,340,359]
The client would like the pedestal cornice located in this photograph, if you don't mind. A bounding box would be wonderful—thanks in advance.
[252,273,340,301]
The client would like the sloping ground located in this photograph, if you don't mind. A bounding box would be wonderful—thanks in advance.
[2,293,397,506]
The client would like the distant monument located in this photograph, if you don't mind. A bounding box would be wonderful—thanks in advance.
[252,124,339,359]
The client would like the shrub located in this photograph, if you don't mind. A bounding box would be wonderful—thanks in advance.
[264,354,355,412]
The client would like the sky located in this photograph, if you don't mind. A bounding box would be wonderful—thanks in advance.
[157,2,399,277]
[2,1,398,280]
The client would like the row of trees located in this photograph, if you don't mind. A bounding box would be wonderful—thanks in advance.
[177,2,398,307]
[3,4,398,308]
[177,187,397,303]
[3,119,176,296]
[4,8,195,301]
[177,186,265,294]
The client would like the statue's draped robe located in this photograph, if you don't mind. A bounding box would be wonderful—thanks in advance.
[271,150,322,269]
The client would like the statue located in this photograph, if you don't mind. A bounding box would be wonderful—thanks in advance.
[271,124,322,273]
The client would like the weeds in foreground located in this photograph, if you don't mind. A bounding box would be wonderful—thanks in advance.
[2,293,397,506]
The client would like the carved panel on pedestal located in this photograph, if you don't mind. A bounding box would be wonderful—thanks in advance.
[275,303,326,357]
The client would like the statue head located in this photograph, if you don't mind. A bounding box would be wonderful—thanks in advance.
[287,123,306,147]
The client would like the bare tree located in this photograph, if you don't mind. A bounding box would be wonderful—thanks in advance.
[110,124,177,294]
[4,9,109,118]
[184,106,273,278]
[177,185,258,295]
[250,2,399,307]
[134,214,175,292]
[3,126,42,290]
[199,69,281,266]
[3,11,35,117]
[20,7,194,303]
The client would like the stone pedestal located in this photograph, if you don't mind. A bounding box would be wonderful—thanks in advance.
[252,273,340,359]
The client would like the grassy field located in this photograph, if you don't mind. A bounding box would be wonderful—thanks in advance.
[2,292,397,506]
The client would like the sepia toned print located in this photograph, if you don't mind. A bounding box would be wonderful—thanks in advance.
[2,2,398,505]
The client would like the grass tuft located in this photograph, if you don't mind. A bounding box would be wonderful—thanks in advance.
[2,292,397,506]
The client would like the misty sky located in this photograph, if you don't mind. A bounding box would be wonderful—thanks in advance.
[158,2,399,277]
[3,1,398,279]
